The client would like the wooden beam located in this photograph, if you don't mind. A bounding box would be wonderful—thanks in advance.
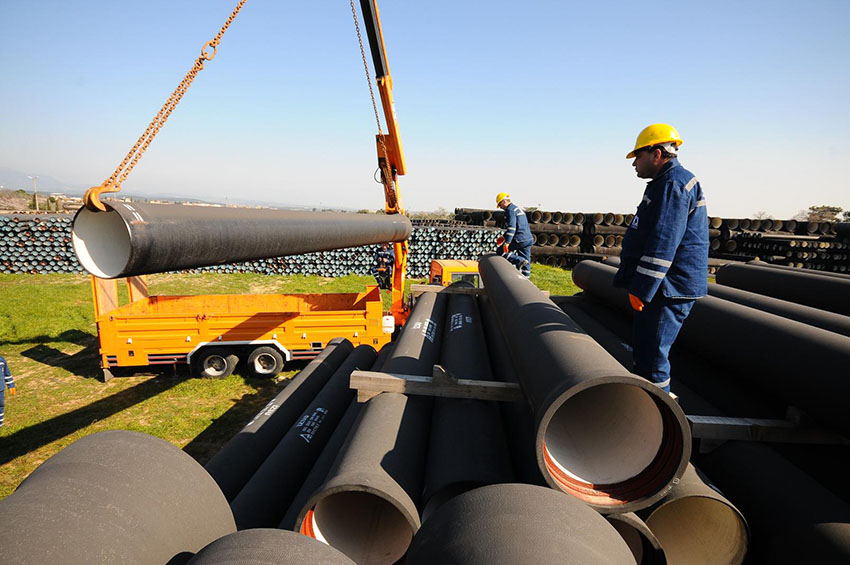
[687,415,850,446]
[410,284,549,298]
[350,365,523,403]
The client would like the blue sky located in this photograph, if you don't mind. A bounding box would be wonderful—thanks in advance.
[2,1,848,218]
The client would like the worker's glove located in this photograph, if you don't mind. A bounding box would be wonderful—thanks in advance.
[8,387,16,396]
[628,294,645,312]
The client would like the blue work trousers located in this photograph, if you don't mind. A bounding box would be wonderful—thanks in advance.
[0,389,5,427]
[632,296,695,393]
[507,241,532,277]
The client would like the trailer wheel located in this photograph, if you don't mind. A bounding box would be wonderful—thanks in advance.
[246,346,284,378]
[195,349,238,379]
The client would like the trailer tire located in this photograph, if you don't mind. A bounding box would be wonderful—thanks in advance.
[246,346,284,379]
[195,349,239,379]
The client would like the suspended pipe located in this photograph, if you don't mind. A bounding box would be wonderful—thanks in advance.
[640,463,748,564]
[297,292,447,564]
[0,430,236,564]
[479,254,690,514]
[606,512,667,565]
[188,529,355,564]
[407,483,636,564]
[205,338,354,501]
[421,287,513,519]
[230,345,378,529]
[573,260,850,434]
[71,201,412,278]
[715,262,850,316]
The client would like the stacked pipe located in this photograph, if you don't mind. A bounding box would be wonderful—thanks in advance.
[454,208,630,269]
[0,214,83,274]
[552,289,850,562]
[709,217,848,273]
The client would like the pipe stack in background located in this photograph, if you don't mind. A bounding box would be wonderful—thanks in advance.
[455,208,850,273]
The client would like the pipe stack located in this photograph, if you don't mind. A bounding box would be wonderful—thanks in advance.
[709,217,848,273]
[0,214,83,274]
[454,208,629,269]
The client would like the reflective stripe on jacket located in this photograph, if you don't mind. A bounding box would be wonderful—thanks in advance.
[504,203,533,246]
[614,159,709,302]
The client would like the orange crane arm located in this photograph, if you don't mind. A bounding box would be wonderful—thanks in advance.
[358,0,409,324]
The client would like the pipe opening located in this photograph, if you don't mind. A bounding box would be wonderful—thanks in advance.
[301,491,413,565]
[646,496,747,564]
[71,207,131,278]
[542,384,682,507]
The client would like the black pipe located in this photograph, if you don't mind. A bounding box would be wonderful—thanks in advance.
[407,483,636,564]
[605,512,667,565]
[0,430,236,564]
[639,463,748,564]
[421,288,514,519]
[708,282,850,337]
[529,222,583,234]
[553,294,787,420]
[280,342,395,531]
[478,254,690,514]
[573,261,850,434]
[71,202,412,278]
[478,295,546,486]
[297,292,447,564]
[188,528,355,564]
[698,441,850,563]
[205,338,354,501]
[587,224,628,235]
[746,259,850,281]
[230,345,377,529]
[715,262,850,316]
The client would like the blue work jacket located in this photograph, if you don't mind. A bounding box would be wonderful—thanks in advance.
[504,203,533,246]
[614,159,709,302]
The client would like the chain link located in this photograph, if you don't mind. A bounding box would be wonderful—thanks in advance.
[349,0,396,210]
[87,0,248,210]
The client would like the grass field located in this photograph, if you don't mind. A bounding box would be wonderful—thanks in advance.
[0,264,579,500]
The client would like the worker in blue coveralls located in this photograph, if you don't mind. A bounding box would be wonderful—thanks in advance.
[372,242,395,290]
[496,192,533,277]
[613,124,709,393]
[0,355,17,428]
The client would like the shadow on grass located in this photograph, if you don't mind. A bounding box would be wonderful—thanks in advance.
[0,329,93,347]
[181,374,291,466]
[20,340,101,380]
[0,375,183,467]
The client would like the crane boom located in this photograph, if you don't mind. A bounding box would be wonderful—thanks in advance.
[357,0,409,324]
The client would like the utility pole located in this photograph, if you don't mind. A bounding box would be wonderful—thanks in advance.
[27,175,39,212]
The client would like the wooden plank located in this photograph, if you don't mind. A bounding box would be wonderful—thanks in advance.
[351,365,522,403]
[410,284,486,297]
[410,284,549,298]
[687,415,850,445]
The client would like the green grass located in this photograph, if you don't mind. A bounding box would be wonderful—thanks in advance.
[0,266,579,500]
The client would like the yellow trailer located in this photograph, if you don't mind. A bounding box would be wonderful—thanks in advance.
[91,276,392,381]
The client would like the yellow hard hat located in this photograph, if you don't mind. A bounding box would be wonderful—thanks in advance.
[627,123,683,158]
[496,192,510,206]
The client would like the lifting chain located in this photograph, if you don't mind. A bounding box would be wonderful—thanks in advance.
[84,0,248,211]
[349,0,398,213]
